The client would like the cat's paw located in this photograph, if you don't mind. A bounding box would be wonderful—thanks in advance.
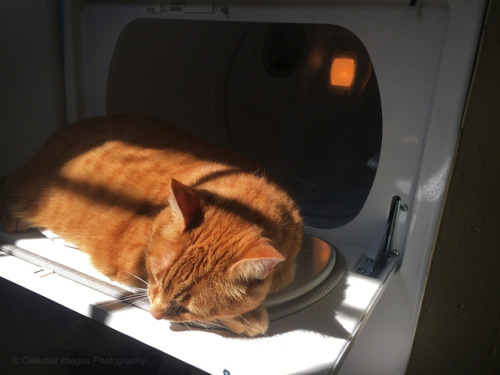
[222,305,269,337]
[1,215,29,232]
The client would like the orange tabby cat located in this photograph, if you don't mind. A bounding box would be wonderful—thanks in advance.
[0,115,302,336]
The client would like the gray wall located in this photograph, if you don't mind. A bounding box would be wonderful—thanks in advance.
[0,0,66,176]
[407,1,500,373]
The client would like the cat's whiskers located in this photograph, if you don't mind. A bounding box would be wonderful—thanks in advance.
[202,320,226,331]
[95,292,149,309]
[193,321,211,332]
[124,271,149,287]
[120,293,149,303]
[185,320,223,333]
[111,298,149,313]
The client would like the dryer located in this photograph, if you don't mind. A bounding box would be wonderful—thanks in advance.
[0,1,487,374]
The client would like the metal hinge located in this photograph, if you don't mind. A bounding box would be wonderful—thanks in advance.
[356,196,407,277]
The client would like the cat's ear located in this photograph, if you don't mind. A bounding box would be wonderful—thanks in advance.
[169,179,201,232]
[231,242,285,280]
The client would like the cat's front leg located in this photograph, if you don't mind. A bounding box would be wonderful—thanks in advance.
[222,305,268,337]
[0,211,30,232]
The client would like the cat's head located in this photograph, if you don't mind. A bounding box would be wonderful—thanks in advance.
[145,179,284,327]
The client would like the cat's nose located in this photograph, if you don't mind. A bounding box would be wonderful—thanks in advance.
[150,300,188,320]
[150,302,166,320]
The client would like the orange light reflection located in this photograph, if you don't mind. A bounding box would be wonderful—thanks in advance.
[330,57,355,87]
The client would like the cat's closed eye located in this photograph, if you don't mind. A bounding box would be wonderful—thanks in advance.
[165,300,190,317]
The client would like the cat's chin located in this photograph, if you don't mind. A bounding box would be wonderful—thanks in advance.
[149,310,193,322]
[149,305,201,323]
[169,317,268,337]
[151,309,269,337]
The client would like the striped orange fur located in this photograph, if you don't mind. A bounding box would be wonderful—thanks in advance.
[0,115,302,336]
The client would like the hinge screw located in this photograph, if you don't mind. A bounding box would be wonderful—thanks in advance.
[392,249,400,257]
[400,203,408,211]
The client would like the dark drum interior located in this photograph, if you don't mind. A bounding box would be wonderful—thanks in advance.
[107,19,382,228]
